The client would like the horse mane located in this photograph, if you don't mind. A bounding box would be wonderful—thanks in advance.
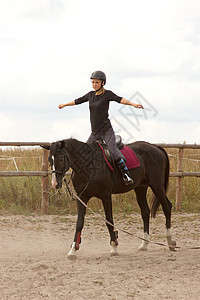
[64,138,92,154]
[64,138,95,178]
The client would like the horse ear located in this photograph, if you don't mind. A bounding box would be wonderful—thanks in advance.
[40,145,50,150]
[56,140,65,149]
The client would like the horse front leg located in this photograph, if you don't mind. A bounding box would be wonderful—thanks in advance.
[135,186,150,251]
[67,199,87,260]
[102,195,119,256]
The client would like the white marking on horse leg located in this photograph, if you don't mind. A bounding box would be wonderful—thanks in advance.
[67,242,77,260]
[110,241,119,256]
[166,228,176,251]
[138,232,150,251]
[51,156,58,189]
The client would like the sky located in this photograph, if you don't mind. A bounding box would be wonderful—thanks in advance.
[0,0,200,144]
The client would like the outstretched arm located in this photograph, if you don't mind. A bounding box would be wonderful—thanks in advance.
[120,98,144,109]
[58,100,75,109]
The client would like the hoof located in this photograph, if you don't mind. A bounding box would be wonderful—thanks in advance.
[110,241,118,256]
[67,254,77,260]
[110,251,119,257]
[138,233,149,251]
[138,246,148,251]
[67,242,77,259]
[169,240,176,251]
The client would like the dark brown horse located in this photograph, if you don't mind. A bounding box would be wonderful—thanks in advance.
[44,137,176,259]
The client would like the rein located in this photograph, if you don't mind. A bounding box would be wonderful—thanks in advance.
[52,170,64,175]
[63,176,200,251]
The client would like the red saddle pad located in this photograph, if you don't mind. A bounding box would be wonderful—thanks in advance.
[120,145,140,169]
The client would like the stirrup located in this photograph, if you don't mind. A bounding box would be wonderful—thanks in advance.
[123,173,134,185]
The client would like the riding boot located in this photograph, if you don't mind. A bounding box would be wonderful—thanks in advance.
[115,158,134,185]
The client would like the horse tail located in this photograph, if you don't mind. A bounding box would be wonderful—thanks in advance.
[150,146,170,218]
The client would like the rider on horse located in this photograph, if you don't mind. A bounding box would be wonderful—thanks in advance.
[58,71,144,185]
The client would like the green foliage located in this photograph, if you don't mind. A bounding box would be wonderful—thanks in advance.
[0,148,41,214]
[0,147,200,215]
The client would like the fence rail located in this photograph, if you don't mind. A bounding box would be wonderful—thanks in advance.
[0,142,200,214]
[0,142,50,147]
[0,171,50,176]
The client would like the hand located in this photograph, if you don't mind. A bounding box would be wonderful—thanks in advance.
[58,104,65,109]
[134,104,144,109]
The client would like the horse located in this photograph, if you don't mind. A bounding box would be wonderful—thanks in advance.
[43,137,176,259]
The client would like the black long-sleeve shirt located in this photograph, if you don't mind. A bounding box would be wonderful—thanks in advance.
[75,90,122,133]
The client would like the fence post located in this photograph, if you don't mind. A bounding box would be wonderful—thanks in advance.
[41,149,49,214]
[176,148,184,211]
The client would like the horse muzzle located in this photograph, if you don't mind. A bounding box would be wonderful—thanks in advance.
[51,169,64,189]
[51,173,59,189]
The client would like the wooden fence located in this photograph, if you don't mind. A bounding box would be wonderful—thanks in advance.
[0,142,51,214]
[157,143,200,211]
[0,142,200,214]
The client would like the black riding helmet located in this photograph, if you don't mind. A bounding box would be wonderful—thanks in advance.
[90,70,106,85]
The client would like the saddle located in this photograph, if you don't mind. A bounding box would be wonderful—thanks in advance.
[96,135,126,166]
[96,135,140,172]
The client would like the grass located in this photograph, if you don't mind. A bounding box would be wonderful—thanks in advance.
[0,146,200,215]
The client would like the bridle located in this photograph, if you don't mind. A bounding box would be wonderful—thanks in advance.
[52,169,66,176]
[50,150,69,179]
[50,142,94,198]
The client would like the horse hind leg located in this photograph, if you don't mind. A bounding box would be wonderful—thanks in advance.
[165,196,176,251]
[166,228,176,251]
[151,187,176,251]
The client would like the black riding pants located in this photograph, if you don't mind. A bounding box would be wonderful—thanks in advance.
[87,127,120,161]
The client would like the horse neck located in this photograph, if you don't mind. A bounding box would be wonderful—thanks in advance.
[66,139,94,178]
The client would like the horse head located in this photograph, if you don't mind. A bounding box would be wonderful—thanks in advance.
[46,140,70,189]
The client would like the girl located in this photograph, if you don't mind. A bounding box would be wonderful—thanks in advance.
[58,71,144,185]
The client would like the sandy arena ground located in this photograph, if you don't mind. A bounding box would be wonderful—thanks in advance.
[0,213,200,300]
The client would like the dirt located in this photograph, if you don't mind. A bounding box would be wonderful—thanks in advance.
[0,213,200,300]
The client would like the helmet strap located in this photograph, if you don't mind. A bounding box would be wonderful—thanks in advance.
[96,81,104,92]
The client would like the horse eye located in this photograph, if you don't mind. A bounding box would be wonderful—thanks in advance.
[59,155,65,162]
